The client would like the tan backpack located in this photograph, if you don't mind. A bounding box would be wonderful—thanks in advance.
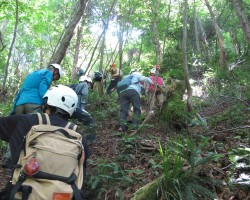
[10,113,84,200]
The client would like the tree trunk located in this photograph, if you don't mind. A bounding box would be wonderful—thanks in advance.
[193,2,201,55]
[152,20,161,64]
[0,19,8,51]
[118,24,124,69]
[162,0,171,57]
[231,0,250,47]
[230,30,240,57]
[50,0,88,64]
[2,0,18,93]
[198,18,212,62]
[204,0,227,69]
[72,22,84,80]
[182,0,193,112]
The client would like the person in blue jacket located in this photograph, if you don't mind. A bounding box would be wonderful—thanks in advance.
[118,69,153,132]
[11,64,62,115]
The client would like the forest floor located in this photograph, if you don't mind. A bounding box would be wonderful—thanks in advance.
[83,96,250,199]
[0,95,250,200]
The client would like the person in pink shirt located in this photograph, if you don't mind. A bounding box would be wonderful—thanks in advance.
[148,67,166,109]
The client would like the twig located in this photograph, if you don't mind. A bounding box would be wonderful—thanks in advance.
[207,125,250,134]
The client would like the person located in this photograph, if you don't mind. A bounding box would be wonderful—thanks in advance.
[106,63,123,95]
[1,64,63,167]
[118,68,153,132]
[91,71,103,89]
[72,75,92,110]
[0,85,88,199]
[70,75,95,133]
[11,63,63,115]
[148,67,166,109]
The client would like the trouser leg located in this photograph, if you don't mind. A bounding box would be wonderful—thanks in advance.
[130,92,141,129]
[119,90,131,130]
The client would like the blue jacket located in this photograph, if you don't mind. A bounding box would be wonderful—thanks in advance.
[73,81,89,109]
[13,69,53,109]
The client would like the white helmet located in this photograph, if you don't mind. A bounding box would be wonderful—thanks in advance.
[132,71,141,76]
[130,69,141,76]
[43,85,78,116]
[130,68,138,74]
[150,68,156,74]
[49,64,63,77]
[79,75,88,82]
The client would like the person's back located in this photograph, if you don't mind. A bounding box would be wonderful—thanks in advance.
[106,63,123,95]
[12,64,62,115]
[148,67,166,109]
[15,69,53,107]
[149,75,164,92]
[73,75,91,110]
[118,69,153,132]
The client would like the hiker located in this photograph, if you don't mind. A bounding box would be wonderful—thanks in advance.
[148,67,166,109]
[11,63,63,115]
[91,71,103,89]
[118,68,153,132]
[70,75,95,131]
[0,85,88,200]
[1,64,63,167]
[72,75,92,110]
[106,63,123,95]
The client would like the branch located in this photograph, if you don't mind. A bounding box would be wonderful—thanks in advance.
[207,126,250,134]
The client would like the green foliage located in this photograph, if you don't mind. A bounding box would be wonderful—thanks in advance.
[87,159,142,199]
[0,99,13,116]
[160,93,188,130]
[158,136,220,199]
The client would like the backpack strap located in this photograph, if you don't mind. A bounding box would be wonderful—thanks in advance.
[10,172,83,200]
[65,122,78,131]
[37,113,51,125]
[10,173,31,200]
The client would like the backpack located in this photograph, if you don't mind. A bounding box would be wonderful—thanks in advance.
[93,71,103,82]
[10,113,84,200]
[117,75,134,94]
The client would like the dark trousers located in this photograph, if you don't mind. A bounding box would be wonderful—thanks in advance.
[15,104,42,115]
[106,77,121,95]
[119,89,141,130]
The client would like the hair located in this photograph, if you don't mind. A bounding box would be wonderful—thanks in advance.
[43,98,70,120]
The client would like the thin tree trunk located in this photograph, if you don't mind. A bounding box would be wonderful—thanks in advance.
[0,19,9,51]
[39,48,45,69]
[230,30,240,57]
[204,0,227,69]
[2,0,18,92]
[72,22,84,80]
[231,0,250,47]
[162,0,171,56]
[182,0,193,112]
[198,18,212,62]
[137,37,143,63]
[118,24,124,69]
[193,2,201,55]
[50,0,88,64]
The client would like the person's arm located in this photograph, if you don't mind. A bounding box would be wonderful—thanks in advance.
[39,70,53,100]
[0,115,36,142]
[138,76,154,85]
